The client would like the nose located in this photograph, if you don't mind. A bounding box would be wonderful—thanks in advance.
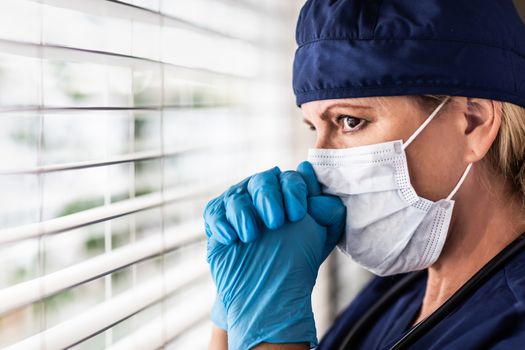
[314,131,339,149]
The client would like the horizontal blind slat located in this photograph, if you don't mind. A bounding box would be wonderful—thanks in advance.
[0,146,196,175]
[106,295,212,350]
[0,38,254,79]
[0,220,204,316]
[0,103,232,113]
[0,183,220,244]
[39,0,266,44]
[4,261,209,350]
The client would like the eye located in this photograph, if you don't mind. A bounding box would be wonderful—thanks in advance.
[338,115,366,132]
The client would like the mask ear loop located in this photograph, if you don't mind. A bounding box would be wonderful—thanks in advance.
[403,96,451,150]
[446,163,473,200]
[403,96,472,200]
[400,96,472,200]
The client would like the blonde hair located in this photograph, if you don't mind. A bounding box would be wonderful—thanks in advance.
[419,94,525,204]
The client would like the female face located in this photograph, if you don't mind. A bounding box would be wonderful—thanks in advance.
[301,96,472,202]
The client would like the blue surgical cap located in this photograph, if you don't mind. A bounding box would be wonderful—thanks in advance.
[292,0,525,109]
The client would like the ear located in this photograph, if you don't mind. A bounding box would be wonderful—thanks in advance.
[463,98,502,163]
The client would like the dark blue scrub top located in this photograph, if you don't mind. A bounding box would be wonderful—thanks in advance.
[319,248,525,349]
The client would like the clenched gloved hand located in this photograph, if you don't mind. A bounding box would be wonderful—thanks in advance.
[204,161,346,349]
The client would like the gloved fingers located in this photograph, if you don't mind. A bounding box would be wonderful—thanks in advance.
[279,171,307,222]
[224,190,261,243]
[296,161,322,197]
[204,196,238,245]
[307,195,346,260]
[221,172,253,199]
[247,166,285,230]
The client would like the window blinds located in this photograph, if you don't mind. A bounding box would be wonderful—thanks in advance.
[0,0,302,348]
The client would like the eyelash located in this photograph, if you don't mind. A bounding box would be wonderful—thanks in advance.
[337,115,367,132]
[305,115,367,132]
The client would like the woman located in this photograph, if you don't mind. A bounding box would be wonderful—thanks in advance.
[205,0,525,349]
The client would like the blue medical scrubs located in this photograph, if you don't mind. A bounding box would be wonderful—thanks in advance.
[319,247,525,349]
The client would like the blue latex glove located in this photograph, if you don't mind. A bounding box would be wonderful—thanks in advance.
[205,161,346,349]
[207,163,310,330]
[204,165,308,245]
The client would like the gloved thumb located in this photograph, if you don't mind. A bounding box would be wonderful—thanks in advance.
[307,195,346,262]
[296,161,321,197]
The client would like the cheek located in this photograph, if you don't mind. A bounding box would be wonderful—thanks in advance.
[406,124,465,201]
[314,129,352,149]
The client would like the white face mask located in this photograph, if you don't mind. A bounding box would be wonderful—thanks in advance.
[307,97,472,276]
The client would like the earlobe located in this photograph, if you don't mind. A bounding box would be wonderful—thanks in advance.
[464,98,502,162]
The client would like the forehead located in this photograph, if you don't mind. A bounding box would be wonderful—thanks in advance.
[302,97,377,109]
[300,96,406,118]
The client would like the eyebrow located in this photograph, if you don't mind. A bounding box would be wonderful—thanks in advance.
[320,103,373,120]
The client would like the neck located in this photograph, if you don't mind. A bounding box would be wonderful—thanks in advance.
[412,167,525,326]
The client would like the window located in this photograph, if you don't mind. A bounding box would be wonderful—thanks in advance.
[0,1,371,348]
